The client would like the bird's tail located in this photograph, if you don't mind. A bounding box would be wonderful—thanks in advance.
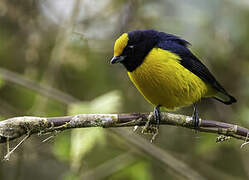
[214,91,237,105]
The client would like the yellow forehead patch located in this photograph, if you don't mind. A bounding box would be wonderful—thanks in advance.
[114,33,129,56]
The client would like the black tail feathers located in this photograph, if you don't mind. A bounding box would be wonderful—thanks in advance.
[214,92,237,105]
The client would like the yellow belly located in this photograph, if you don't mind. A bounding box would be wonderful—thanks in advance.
[128,48,215,110]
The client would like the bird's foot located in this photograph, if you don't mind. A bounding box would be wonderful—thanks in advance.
[192,112,199,129]
[142,105,161,142]
[192,103,200,130]
[154,105,161,129]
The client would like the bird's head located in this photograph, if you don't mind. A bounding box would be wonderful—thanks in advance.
[110,29,159,72]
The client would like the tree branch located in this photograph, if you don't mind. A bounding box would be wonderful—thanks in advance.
[0,112,248,143]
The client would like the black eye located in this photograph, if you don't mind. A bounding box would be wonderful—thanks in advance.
[127,45,135,54]
[123,45,135,56]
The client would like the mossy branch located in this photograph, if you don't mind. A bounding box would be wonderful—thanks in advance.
[0,112,248,144]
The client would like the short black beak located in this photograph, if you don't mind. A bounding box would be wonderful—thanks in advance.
[110,56,125,64]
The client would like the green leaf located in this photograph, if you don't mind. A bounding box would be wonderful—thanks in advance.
[67,90,122,171]
[68,90,122,114]
[70,128,105,171]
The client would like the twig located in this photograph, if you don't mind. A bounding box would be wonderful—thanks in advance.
[6,137,9,158]
[3,132,30,161]
[240,132,249,148]
[0,113,248,144]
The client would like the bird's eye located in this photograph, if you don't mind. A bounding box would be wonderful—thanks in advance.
[124,45,135,56]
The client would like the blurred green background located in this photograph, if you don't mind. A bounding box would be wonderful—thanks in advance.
[0,0,249,179]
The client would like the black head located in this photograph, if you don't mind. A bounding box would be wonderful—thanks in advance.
[110,29,159,72]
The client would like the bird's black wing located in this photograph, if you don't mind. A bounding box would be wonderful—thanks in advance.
[157,36,236,104]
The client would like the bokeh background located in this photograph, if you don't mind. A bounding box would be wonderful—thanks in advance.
[0,0,249,179]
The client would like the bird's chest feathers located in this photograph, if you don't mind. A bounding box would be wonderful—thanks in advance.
[127,48,208,109]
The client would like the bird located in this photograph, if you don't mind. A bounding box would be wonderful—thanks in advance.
[110,29,236,128]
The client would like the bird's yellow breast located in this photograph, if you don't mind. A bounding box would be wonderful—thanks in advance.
[128,48,215,110]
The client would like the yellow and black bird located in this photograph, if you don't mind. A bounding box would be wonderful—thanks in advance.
[110,29,236,127]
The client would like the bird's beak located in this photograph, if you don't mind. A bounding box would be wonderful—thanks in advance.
[110,56,126,64]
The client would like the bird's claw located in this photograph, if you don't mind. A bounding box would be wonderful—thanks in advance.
[141,105,161,142]
[192,103,200,129]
